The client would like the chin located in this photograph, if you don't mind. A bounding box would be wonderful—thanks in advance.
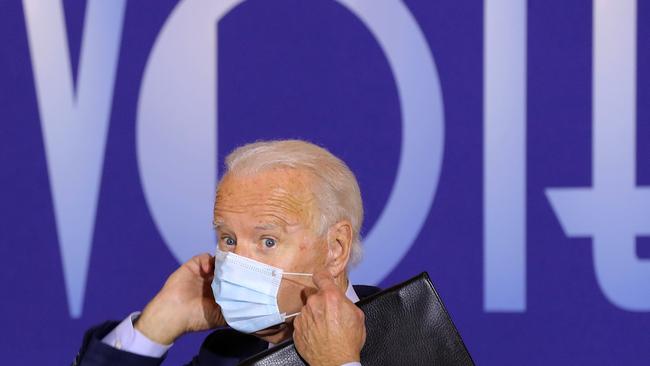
[254,322,294,344]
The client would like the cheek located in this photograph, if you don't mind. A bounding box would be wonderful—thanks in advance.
[275,243,321,313]
[297,242,310,262]
[277,279,307,314]
[299,239,329,267]
[283,237,316,269]
[293,241,325,271]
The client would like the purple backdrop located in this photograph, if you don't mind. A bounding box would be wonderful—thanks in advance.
[1,0,649,364]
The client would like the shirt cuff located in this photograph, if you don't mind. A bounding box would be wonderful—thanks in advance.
[101,311,173,358]
[341,363,362,366]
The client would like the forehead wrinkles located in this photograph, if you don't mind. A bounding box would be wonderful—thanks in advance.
[214,170,318,228]
[257,187,315,225]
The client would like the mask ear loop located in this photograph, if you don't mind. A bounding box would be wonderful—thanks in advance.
[281,273,313,320]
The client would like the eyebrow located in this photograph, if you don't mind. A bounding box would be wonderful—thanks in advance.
[214,219,283,232]
[254,223,281,231]
[213,218,226,229]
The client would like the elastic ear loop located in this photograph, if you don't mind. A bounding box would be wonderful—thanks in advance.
[281,272,313,319]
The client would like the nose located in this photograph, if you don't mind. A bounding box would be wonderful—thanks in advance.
[232,241,256,259]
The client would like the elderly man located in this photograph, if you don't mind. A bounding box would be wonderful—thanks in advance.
[74,140,377,366]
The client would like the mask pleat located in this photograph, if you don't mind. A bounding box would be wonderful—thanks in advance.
[226,313,285,333]
[213,284,275,304]
[220,302,279,319]
[214,277,279,299]
[211,248,288,334]
[216,263,282,296]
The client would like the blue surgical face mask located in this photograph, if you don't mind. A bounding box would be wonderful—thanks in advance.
[211,247,313,334]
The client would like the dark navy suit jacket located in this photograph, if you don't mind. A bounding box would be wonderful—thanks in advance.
[72,285,379,366]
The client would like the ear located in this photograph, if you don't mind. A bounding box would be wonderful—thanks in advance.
[325,220,353,278]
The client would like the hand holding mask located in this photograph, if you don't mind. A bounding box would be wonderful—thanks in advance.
[135,253,225,345]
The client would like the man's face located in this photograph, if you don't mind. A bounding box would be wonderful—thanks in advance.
[213,167,328,337]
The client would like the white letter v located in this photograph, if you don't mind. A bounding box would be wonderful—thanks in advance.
[23,0,126,318]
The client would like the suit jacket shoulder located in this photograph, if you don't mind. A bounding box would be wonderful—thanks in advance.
[72,321,165,366]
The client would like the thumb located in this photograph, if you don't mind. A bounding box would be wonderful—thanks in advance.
[312,269,338,292]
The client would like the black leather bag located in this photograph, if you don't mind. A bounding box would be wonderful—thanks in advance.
[238,272,475,366]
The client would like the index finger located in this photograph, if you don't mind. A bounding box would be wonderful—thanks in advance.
[196,253,215,275]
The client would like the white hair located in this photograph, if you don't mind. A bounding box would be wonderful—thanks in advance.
[219,139,364,266]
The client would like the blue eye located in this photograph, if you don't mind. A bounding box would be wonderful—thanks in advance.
[224,237,236,246]
[264,238,276,248]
